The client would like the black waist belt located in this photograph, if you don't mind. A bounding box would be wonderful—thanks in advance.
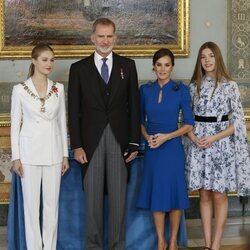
[195,115,228,122]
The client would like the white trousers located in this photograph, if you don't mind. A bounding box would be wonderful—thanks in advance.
[21,163,61,250]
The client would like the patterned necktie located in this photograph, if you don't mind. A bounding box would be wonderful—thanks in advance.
[101,58,109,83]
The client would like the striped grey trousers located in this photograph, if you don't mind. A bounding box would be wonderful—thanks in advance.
[84,124,127,250]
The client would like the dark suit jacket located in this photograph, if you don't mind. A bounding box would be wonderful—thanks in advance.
[68,52,140,170]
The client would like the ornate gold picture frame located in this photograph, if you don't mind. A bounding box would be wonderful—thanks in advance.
[0,0,189,59]
[0,114,11,204]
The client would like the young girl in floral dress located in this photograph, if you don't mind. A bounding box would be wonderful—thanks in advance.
[185,41,250,250]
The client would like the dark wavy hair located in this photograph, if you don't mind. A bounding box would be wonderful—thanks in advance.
[152,48,175,66]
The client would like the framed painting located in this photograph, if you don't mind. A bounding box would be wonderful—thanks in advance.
[0,117,11,204]
[0,0,189,58]
[0,82,11,203]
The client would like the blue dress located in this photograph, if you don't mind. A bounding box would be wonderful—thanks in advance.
[137,80,194,212]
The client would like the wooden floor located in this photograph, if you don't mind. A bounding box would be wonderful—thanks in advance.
[182,247,249,250]
[183,217,250,250]
[1,217,250,249]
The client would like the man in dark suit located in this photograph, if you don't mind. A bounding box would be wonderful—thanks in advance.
[68,18,140,250]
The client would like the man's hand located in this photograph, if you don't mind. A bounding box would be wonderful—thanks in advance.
[123,144,139,163]
[11,159,24,177]
[74,148,88,164]
[124,151,138,163]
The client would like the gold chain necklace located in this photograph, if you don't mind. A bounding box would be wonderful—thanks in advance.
[21,81,58,112]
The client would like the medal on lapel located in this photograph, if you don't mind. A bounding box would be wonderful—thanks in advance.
[21,82,58,113]
[40,98,46,112]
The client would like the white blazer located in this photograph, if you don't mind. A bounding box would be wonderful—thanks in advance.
[11,78,68,165]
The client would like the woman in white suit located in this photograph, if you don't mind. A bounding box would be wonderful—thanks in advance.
[11,44,69,250]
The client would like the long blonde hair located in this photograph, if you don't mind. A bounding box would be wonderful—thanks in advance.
[28,44,54,78]
[190,41,232,98]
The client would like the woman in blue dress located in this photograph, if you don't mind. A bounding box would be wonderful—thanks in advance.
[137,48,194,250]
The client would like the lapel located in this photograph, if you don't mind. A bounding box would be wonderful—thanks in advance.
[27,77,52,96]
[85,54,106,108]
[24,78,55,119]
[42,79,57,119]
[108,53,122,107]
[25,78,42,113]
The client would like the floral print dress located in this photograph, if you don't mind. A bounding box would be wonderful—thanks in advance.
[185,76,250,196]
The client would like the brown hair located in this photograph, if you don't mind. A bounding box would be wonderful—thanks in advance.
[92,17,116,33]
[190,41,232,98]
[28,44,54,78]
[153,48,175,66]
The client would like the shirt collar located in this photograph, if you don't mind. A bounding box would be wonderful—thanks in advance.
[94,51,113,62]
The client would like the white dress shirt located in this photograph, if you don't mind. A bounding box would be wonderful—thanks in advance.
[94,51,113,81]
